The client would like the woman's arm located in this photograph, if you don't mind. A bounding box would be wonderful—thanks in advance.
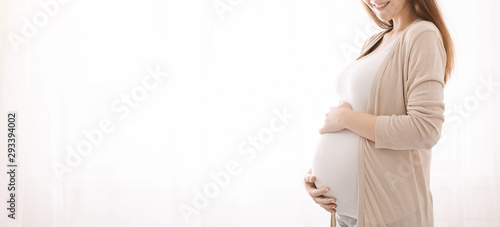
[319,103,377,142]
[321,30,446,150]
[342,109,377,142]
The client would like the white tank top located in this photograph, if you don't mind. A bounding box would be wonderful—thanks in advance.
[312,37,396,219]
[336,38,397,111]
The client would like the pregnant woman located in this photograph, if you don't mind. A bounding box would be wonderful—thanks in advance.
[304,0,454,226]
[311,26,398,221]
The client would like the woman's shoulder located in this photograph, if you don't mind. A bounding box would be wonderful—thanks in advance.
[409,19,438,31]
[404,19,442,43]
[358,19,442,59]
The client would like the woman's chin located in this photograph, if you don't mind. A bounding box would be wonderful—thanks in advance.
[376,15,392,23]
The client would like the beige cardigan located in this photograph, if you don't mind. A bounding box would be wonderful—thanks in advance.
[332,18,446,226]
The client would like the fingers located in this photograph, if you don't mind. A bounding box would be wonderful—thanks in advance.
[319,203,337,213]
[304,172,317,194]
[304,169,337,213]
[304,178,317,191]
[339,102,352,110]
[316,196,337,213]
[304,173,333,198]
[304,173,315,183]
[308,187,337,206]
[305,178,323,196]
[314,194,336,204]
[308,187,331,197]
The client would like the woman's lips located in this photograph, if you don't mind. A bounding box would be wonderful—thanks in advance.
[373,1,390,11]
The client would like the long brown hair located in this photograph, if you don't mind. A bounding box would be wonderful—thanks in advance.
[361,0,454,83]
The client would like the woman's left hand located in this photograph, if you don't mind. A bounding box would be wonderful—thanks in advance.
[319,102,353,134]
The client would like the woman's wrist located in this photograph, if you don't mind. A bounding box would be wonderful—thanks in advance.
[340,108,353,130]
[340,108,377,141]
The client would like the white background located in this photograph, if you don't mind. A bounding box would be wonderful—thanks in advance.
[0,0,499,226]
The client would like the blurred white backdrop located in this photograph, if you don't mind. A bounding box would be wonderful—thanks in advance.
[0,0,499,226]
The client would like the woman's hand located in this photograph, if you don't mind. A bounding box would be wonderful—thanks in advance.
[304,168,337,213]
[319,102,353,134]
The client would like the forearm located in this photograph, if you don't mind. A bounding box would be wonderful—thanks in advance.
[341,109,377,142]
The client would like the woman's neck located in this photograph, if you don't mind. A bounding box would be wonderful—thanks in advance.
[390,8,419,35]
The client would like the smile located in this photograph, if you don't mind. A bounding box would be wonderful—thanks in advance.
[373,1,390,10]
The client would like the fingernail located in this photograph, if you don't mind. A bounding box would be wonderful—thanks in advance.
[332,199,336,203]
[325,188,329,192]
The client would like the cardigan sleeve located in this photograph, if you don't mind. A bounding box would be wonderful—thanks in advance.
[374,30,446,150]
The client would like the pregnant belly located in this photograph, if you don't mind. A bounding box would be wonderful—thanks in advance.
[311,129,360,218]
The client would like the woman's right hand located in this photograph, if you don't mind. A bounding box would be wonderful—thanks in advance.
[304,168,337,213]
